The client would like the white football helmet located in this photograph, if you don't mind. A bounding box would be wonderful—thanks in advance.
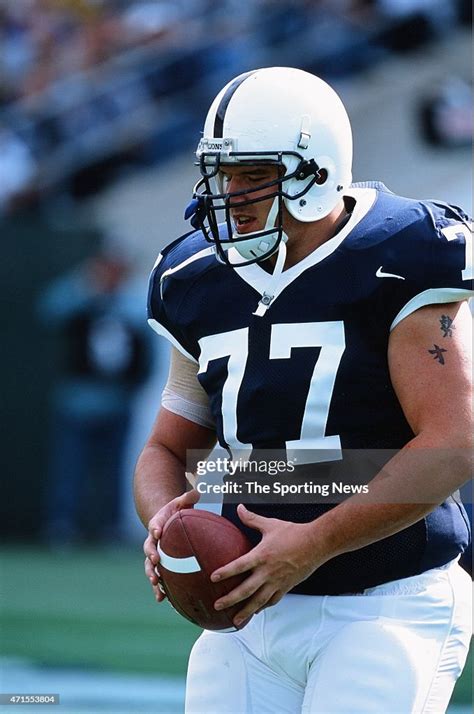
[191,67,353,266]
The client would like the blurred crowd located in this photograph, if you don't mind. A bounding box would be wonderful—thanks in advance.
[0,0,471,215]
[1,0,199,107]
[0,0,469,109]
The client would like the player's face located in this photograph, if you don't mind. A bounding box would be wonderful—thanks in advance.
[219,164,280,234]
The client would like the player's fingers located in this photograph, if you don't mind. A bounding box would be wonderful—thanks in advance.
[214,571,263,611]
[149,490,200,540]
[211,547,260,582]
[179,488,200,507]
[149,513,168,541]
[232,585,275,627]
[148,503,178,539]
[143,534,159,566]
[152,581,166,602]
[145,555,159,584]
[236,504,275,533]
[265,591,283,608]
[211,522,268,582]
[144,556,167,601]
[154,561,168,602]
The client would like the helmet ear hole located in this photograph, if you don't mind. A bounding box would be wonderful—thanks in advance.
[316,169,328,185]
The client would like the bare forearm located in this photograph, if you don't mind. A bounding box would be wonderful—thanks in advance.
[134,408,217,529]
[312,435,472,562]
[133,444,187,527]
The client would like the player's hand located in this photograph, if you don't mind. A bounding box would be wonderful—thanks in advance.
[210,505,325,626]
[143,489,200,602]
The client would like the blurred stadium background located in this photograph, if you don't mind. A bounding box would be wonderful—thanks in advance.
[0,1,472,712]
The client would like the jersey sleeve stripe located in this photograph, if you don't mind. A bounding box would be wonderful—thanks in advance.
[152,253,163,270]
[160,246,216,280]
[148,318,198,363]
[390,288,474,331]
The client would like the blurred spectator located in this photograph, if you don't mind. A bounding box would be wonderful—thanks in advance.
[374,0,458,50]
[375,0,455,22]
[0,125,37,213]
[418,77,473,149]
[37,246,153,546]
[121,1,182,44]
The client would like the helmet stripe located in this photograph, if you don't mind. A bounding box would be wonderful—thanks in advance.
[213,70,258,138]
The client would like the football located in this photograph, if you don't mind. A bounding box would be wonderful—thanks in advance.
[156,509,253,631]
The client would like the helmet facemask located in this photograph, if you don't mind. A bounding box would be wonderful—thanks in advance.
[192,145,323,267]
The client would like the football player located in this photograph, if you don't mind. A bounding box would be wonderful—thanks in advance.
[135,68,472,713]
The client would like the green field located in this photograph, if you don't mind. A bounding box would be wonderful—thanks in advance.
[0,546,200,676]
[1,546,471,706]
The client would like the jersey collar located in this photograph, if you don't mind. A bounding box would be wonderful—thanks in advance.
[229,187,377,300]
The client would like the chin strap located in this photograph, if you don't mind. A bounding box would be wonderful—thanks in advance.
[253,238,287,317]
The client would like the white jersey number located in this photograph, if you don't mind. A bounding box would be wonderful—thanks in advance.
[441,223,473,281]
[198,321,346,464]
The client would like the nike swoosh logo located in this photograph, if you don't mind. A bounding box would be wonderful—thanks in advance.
[376,266,405,280]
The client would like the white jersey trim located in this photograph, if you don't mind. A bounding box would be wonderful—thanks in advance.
[152,253,163,269]
[148,318,198,363]
[390,288,474,331]
[149,248,215,363]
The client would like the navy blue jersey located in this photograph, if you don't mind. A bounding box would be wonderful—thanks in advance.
[148,183,473,594]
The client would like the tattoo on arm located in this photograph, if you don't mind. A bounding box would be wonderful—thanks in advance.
[428,344,447,365]
[427,315,456,362]
[439,315,455,338]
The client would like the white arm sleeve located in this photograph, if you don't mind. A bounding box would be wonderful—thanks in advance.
[161,347,215,430]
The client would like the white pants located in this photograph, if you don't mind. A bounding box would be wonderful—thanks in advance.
[185,560,472,714]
